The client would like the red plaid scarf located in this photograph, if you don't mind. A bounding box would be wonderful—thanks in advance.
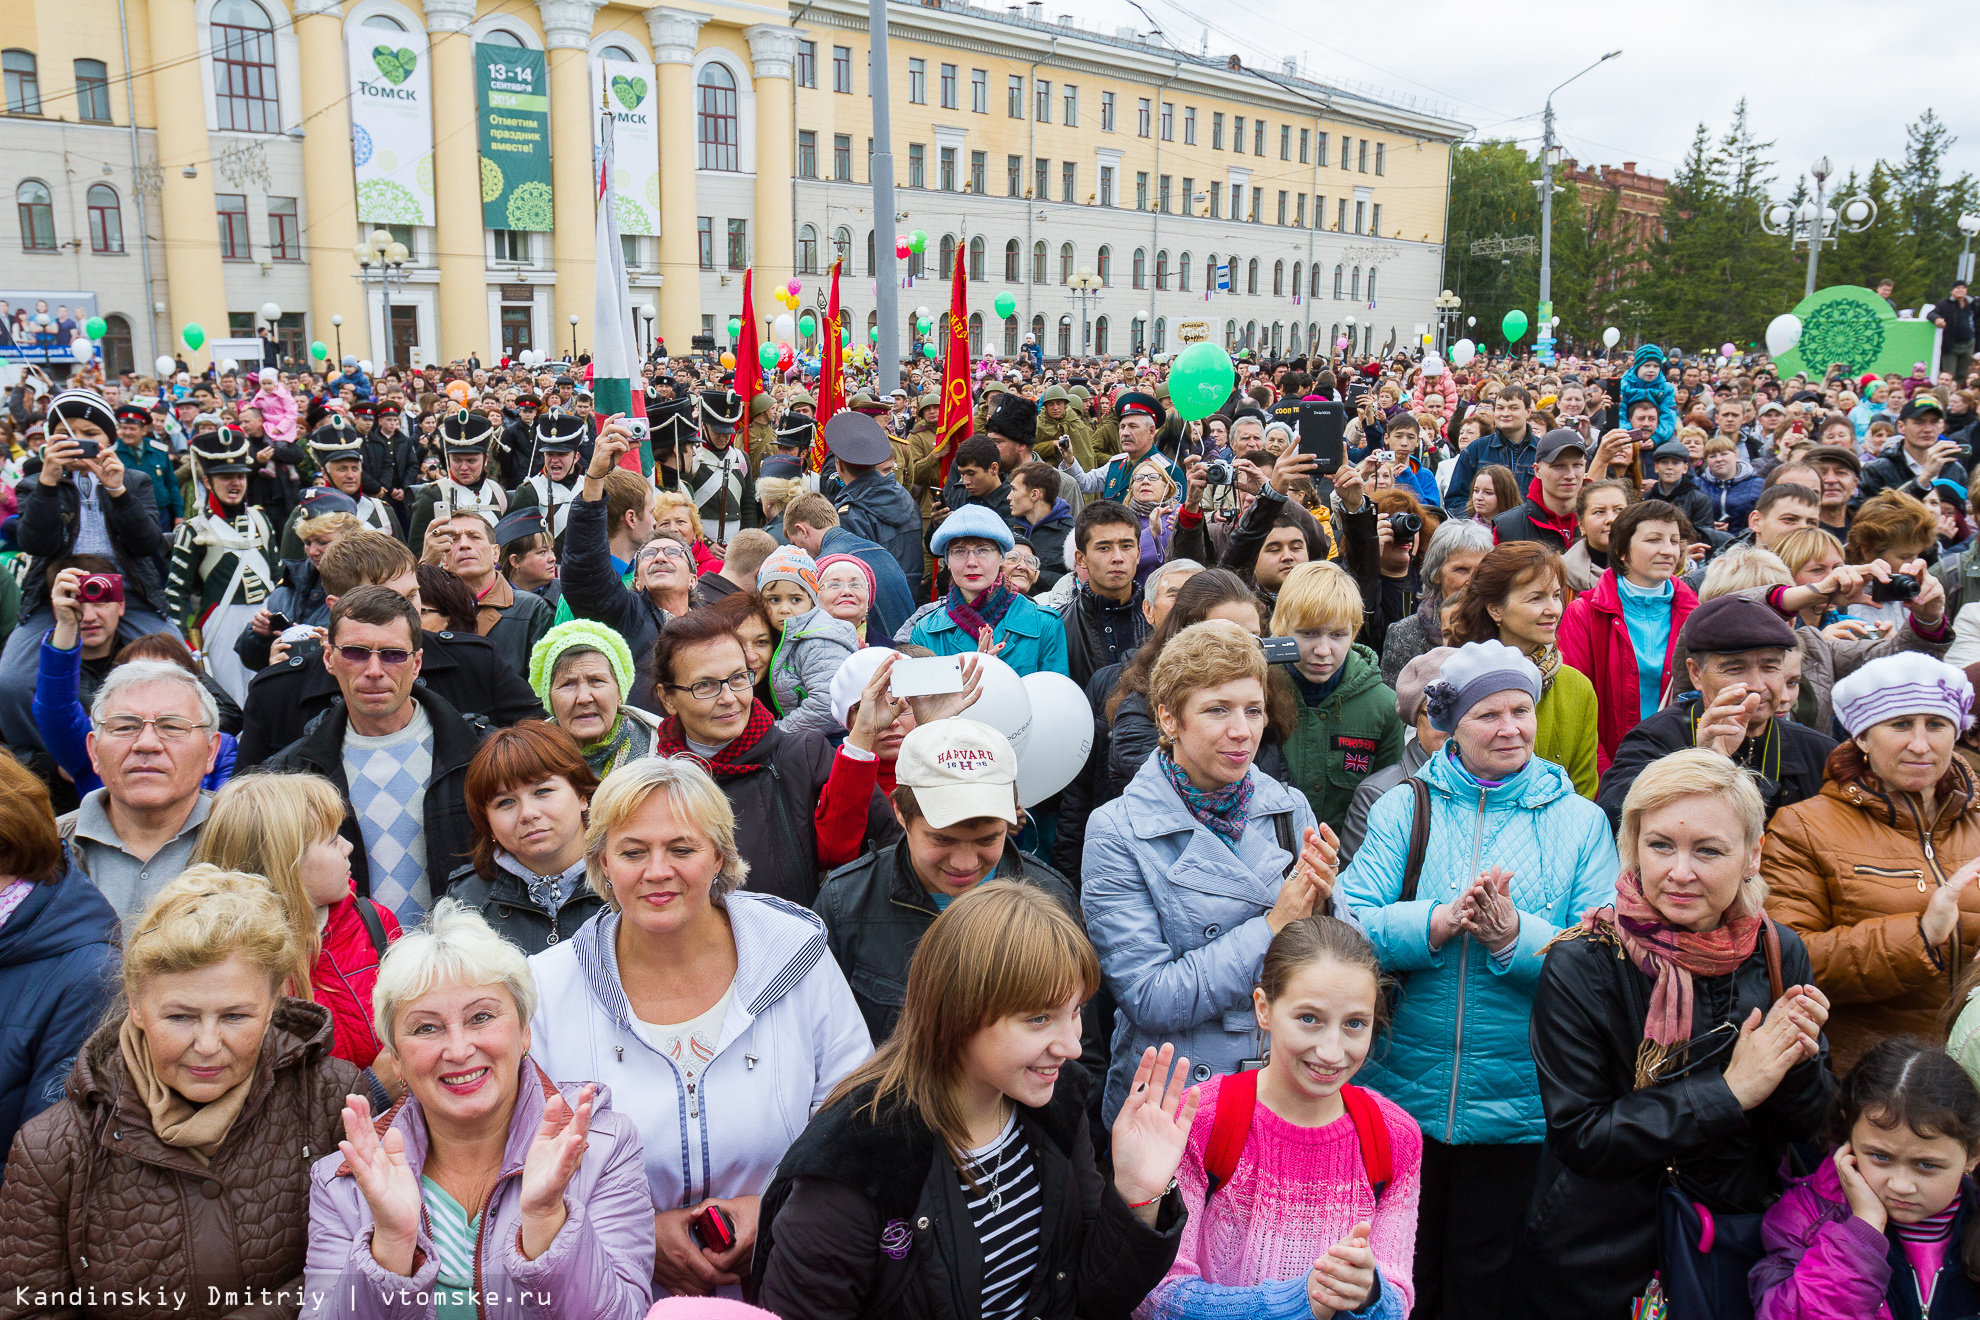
[654,699,776,776]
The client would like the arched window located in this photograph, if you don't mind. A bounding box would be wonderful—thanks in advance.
[1132,248,1146,289]
[1289,323,1301,354]
[1272,260,1284,297]
[1245,320,1257,348]
[480,26,523,44]
[797,224,818,273]
[1366,267,1378,302]
[1224,320,1237,351]
[833,226,852,270]
[909,243,924,278]
[1003,314,1017,357]
[1156,249,1169,291]
[1179,251,1191,292]
[1094,315,1109,356]
[1271,322,1282,354]
[1153,316,1166,353]
[1096,245,1111,286]
[1333,264,1344,298]
[1246,258,1259,295]
[968,311,983,355]
[696,63,740,171]
[1004,238,1020,282]
[600,43,634,60]
[1329,322,1341,350]
[1291,262,1301,301]
[1057,315,1072,358]
[1031,241,1047,284]
[101,313,133,377]
[1350,266,1361,300]
[16,180,54,250]
[1205,253,1217,292]
[86,183,123,253]
[866,228,874,275]
[1058,242,1074,284]
[1311,265,1321,298]
[1031,313,1045,346]
[3,49,41,115]
[1309,321,1319,349]
[969,235,984,281]
[364,12,406,28]
[211,0,278,134]
[939,233,956,278]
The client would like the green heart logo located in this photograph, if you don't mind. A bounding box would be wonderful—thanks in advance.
[610,74,647,111]
[372,46,417,85]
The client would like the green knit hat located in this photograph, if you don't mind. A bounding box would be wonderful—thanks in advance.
[529,619,636,711]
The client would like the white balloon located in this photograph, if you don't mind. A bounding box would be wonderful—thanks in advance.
[359,360,375,374]
[155,355,177,376]
[1602,326,1622,348]
[219,359,238,373]
[1015,672,1093,807]
[965,654,1033,759]
[772,313,796,344]
[1765,313,1802,357]
[1449,339,1477,368]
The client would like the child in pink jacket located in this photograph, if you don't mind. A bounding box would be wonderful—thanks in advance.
[1750,1037,1980,1319]
[251,367,296,445]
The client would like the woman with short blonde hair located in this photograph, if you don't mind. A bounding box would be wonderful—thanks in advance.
[3,866,360,1315]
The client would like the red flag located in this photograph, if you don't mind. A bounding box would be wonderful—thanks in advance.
[935,251,974,484]
[734,268,760,413]
[813,258,844,473]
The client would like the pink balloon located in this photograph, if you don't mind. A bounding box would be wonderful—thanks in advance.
[786,279,802,297]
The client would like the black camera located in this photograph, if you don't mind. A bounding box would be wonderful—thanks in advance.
[1869,572,1921,604]
[1387,511,1424,537]
[1199,459,1234,486]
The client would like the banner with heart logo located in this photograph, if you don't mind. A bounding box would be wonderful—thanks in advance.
[346,24,433,226]
[478,43,553,231]
[589,55,660,237]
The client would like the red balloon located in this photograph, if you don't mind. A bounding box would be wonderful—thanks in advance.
[776,343,795,369]
[894,238,911,259]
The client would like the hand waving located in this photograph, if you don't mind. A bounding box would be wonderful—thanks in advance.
[1109,1044,1200,1222]
[517,1083,594,1259]
[337,1094,422,1276]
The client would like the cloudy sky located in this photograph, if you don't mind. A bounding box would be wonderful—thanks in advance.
[1064,0,1978,194]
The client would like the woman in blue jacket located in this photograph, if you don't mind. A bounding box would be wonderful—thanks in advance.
[909,503,1069,676]
[1340,639,1617,1320]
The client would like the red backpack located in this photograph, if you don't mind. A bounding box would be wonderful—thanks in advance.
[1202,1068,1393,1201]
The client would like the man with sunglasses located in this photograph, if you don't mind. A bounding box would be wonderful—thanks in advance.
[263,585,491,925]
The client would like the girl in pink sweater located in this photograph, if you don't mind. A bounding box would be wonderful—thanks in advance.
[1137,916,1421,1320]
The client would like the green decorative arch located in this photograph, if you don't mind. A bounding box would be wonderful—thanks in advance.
[1772,284,1941,380]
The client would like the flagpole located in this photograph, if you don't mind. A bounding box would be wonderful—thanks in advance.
[869,0,900,394]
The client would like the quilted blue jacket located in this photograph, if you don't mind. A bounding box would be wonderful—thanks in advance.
[1341,745,1617,1146]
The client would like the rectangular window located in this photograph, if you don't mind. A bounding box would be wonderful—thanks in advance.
[940,146,956,191]
[1251,186,1263,222]
[1280,124,1290,160]
[1137,97,1150,137]
[1370,202,1382,235]
[1341,135,1351,169]
[1295,193,1305,228]
[1101,90,1115,131]
[971,68,987,113]
[1337,197,1348,231]
[1254,120,1265,155]
[796,40,816,87]
[215,193,250,260]
[1208,180,1221,218]
[1316,130,1329,166]
[1062,161,1076,204]
[970,150,986,194]
[832,46,851,93]
[75,59,112,122]
[1034,156,1048,199]
[1211,111,1224,150]
[1158,174,1171,213]
[908,143,925,188]
[1063,84,1077,127]
[797,130,817,178]
[1136,171,1148,210]
[1099,166,1114,207]
[940,63,956,109]
[834,133,852,180]
[1299,127,1309,163]
[87,186,122,252]
[1358,138,1369,172]
[1008,75,1023,118]
[1007,154,1021,197]
[1354,199,1365,234]
[867,136,874,172]
[266,195,298,259]
[1375,142,1386,175]
[1276,190,1287,225]
[495,230,529,262]
[623,234,641,269]
[1231,115,1243,151]
[1160,101,1173,141]
[1184,106,1196,144]
[908,58,925,104]
[1035,79,1050,123]
[1181,177,1193,215]
[726,218,748,268]
[211,13,277,132]
[5,50,41,114]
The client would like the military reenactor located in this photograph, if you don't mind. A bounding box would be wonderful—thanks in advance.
[683,388,755,544]
[507,408,586,545]
[407,408,508,551]
[167,426,278,701]
[280,415,400,559]
[113,402,184,530]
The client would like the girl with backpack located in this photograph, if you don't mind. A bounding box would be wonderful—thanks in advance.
[1137,916,1422,1320]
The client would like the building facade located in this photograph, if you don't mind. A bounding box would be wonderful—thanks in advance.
[2,0,1465,375]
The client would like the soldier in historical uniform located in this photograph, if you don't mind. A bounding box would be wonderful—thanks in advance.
[407,408,508,551]
[280,415,399,559]
[683,388,756,544]
[506,407,586,547]
[167,426,278,701]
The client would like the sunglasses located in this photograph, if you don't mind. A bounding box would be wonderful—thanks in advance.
[336,644,415,667]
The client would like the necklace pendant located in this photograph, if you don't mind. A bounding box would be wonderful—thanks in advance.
[991,1190,1002,1214]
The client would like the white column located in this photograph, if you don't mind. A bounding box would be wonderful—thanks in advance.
[742,23,799,286]
[539,0,606,354]
[647,6,712,351]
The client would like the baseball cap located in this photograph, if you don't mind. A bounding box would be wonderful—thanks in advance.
[895,718,1020,827]
[1900,397,1946,420]
[1536,428,1590,463]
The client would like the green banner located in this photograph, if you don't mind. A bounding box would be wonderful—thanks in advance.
[477,44,552,232]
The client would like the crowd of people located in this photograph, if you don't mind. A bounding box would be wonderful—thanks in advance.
[3,306,1980,1320]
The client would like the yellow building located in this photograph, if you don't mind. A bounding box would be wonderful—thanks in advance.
[1,0,1464,374]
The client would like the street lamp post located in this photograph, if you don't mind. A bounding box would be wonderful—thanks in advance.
[259,301,282,369]
[640,305,657,359]
[568,314,580,362]
[1343,314,1356,363]
[1958,214,1980,285]
[352,229,410,364]
[1065,267,1103,359]
[1763,159,1878,298]
[1433,290,1462,353]
[330,313,344,364]
[1538,51,1620,365]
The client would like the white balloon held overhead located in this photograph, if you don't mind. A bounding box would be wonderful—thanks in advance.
[963,654,1033,759]
[1449,339,1477,368]
[1765,313,1802,357]
[1015,672,1093,807]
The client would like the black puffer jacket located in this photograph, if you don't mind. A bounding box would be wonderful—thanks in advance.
[718,719,894,907]
[753,1068,1183,1320]
[13,469,166,614]
[1505,920,1834,1320]
[1061,581,1150,691]
[561,490,673,662]
[448,859,605,956]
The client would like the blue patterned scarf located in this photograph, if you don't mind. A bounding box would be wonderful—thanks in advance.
[1159,749,1254,850]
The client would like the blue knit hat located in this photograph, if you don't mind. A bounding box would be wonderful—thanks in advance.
[1631,343,1666,370]
[930,503,1016,556]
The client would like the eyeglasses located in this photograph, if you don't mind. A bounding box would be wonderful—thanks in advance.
[336,645,415,667]
[665,670,754,702]
[1005,553,1041,568]
[97,715,212,741]
[946,543,1004,562]
[639,544,690,563]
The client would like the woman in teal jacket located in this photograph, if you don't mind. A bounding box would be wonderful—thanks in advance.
[1339,639,1617,1320]
[909,503,1070,676]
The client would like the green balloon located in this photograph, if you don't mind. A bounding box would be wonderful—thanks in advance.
[869,327,878,342]
[993,292,1017,319]
[1168,342,1236,422]
[1502,309,1529,343]
[915,318,932,335]
[83,316,107,341]
[798,313,817,336]
[842,328,851,347]
[310,340,329,361]
[758,342,779,369]
[909,230,928,255]
[181,323,205,351]
[922,342,939,359]
[728,318,742,339]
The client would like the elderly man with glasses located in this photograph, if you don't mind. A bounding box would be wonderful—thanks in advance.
[263,585,491,926]
[562,422,703,660]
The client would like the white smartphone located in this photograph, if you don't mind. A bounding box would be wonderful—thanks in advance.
[889,655,966,698]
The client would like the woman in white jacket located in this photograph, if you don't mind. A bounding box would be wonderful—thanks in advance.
[528,755,872,1299]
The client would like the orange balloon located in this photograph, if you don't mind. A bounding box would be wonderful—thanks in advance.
[720,351,736,369]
